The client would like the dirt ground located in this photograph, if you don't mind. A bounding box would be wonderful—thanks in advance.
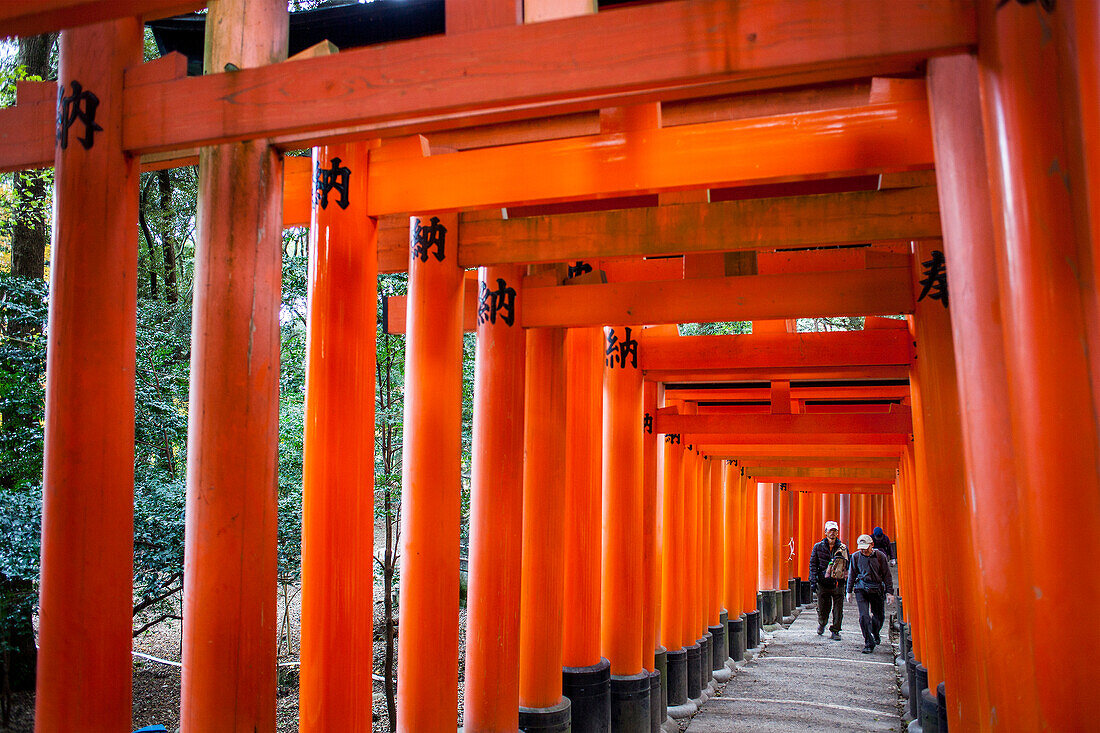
[2,517,469,733]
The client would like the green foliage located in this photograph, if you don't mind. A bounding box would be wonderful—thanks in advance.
[0,275,47,491]
[679,321,752,336]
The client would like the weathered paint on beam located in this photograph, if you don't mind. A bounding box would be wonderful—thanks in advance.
[0,0,975,172]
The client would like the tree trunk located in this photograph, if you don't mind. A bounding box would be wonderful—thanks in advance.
[157,170,180,304]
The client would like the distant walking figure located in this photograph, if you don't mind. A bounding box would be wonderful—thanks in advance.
[872,526,894,565]
[808,520,848,640]
[846,534,894,654]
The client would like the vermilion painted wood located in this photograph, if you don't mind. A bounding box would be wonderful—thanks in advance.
[742,477,759,613]
[0,0,205,40]
[397,214,465,731]
[784,485,891,496]
[736,458,898,469]
[710,445,904,458]
[681,447,701,645]
[35,20,141,732]
[601,325,644,676]
[724,461,742,617]
[365,186,940,271]
[979,3,1100,727]
[562,327,603,670]
[464,265,527,731]
[640,330,913,372]
[519,325,569,709]
[746,468,895,481]
[928,53,1040,730]
[384,266,915,333]
[299,143,376,732]
[522,266,915,329]
[665,385,911,402]
[709,457,723,625]
[645,365,911,384]
[180,2,286,729]
[778,486,792,587]
[367,101,934,215]
[660,409,912,437]
[756,482,777,592]
[642,380,659,671]
[910,240,988,730]
[106,0,974,159]
[660,436,685,652]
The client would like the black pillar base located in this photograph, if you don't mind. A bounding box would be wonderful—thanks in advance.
[698,634,712,692]
[745,609,760,648]
[780,588,793,618]
[800,578,813,605]
[920,686,940,733]
[519,697,571,733]
[708,623,727,672]
[610,671,650,733]
[906,653,918,719]
[562,658,610,733]
[653,645,668,723]
[685,642,702,700]
[728,616,745,661]
[666,647,688,706]
[648,669,661,733]
[787,578,799,608]
[915,662,930,724]
[937,682,948,732]
[760,590,778,625]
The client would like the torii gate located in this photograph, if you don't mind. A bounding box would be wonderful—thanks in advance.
[2,1,1098,732]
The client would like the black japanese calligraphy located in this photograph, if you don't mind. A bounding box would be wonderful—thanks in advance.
[412,216,447,262]
[917,249,949,308]
[477,278,517,327]
[56,81,103,151]
[314,157,351,210]
[605,326,639,369]
[643,413,653,434]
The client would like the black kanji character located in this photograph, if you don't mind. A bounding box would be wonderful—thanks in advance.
[568,261,593,279]
[412,216,447,262]
[57,81,103,151]
[314,157,351,210]
[918,249,949,308]
[643,412,653,434]
[477,277,517,327]
[605,326,639,369]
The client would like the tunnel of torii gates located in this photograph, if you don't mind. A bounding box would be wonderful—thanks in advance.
[2,0,1098,731]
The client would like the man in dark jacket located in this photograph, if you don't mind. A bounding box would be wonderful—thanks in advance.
[846,534,895,653]
[872,526,893,563]
[808,520,847,640]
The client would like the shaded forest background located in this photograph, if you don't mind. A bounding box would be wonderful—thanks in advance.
[0,20,863,729]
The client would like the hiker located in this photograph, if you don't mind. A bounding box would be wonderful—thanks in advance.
[808,520,848,640]
[872,526,895,565]
[846,533,895,654]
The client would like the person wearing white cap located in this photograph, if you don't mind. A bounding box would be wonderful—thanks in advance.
[808,520,849,640]
[846,534,895,654]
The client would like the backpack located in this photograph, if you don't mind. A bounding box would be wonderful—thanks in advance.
[825,548,849,581]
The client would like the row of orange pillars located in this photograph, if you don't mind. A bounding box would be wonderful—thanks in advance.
[401,250,902,733]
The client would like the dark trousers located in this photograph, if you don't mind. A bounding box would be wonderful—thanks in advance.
[855,588,886,646]
[816,582,844,632]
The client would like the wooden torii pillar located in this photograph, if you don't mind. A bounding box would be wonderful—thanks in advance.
[974,2,1100,728]
[661,431,691,713]
[299,142,376,729]
[35,18,141,730]
[398,213,464,731]
[561,325,608,728]
[181,1,287,728]
[602,324,649,727]
[464,264,527,731]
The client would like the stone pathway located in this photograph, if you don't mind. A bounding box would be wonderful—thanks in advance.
[687,597,902,732]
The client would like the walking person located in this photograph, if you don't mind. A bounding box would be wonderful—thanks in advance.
[808,520,848,641]
[872,526,895,565]
[846,534,894,654]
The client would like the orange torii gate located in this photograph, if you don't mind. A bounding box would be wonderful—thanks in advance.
[5,1,1099,732]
